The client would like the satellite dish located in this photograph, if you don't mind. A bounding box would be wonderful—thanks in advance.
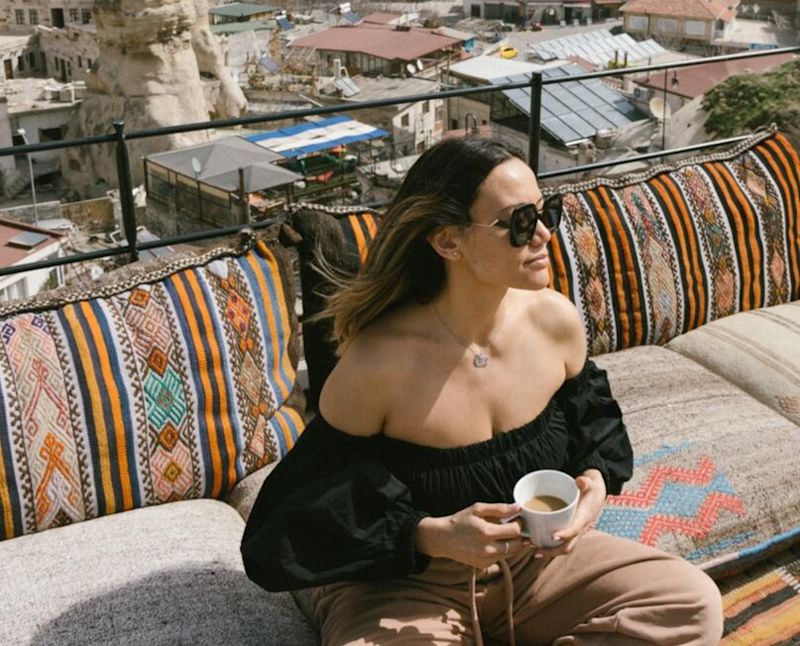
[416,59,424,71]
[406,63,416,75]
[191,157,203,177]
[649,96,671,121]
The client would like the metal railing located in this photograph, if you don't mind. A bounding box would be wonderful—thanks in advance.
[1,44,798,280]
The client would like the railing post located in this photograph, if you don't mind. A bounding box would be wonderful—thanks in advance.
[528,72,543,175]
[113,120,139,264]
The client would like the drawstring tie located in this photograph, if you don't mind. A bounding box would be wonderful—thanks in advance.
[469,560,516,646]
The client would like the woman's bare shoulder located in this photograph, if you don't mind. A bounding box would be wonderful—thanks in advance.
[318,312,422,437]
[520,288,587,376]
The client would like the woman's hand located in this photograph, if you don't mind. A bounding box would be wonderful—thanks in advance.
[416,502,526,569]
[534,469,606,558]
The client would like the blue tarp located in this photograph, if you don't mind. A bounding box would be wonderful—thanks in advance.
[246,116,389,159]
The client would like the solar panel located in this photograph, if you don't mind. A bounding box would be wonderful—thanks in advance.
[259,55,280,74]
[334,77,361,97]
[342,10,361,23]
[7,232,49,249]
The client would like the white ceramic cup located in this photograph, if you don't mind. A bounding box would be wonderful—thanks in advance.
[512,470,580,548]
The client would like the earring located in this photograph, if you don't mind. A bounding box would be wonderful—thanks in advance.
[452,253,460,260]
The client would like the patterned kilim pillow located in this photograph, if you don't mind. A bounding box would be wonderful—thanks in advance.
[289,203,380,410]
[0,232,305,540]
[547,127,800,356]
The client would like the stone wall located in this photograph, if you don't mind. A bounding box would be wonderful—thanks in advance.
[61,196,115,232]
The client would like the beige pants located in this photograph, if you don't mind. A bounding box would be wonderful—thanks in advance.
[312,531,723,646]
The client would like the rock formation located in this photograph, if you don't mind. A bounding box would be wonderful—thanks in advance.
[61,0,247,197]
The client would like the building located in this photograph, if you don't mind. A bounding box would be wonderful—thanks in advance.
[0,77,84,198]
[143,136,302,237]
[0,34,36,81]
[621,0,739,52]
[525,28,667,68]
[245,116,390,203]
[321,75,445,155]
[3,1,94,33]
[208,3,279,26]
[287,23,463,78]
[463,1,527,23]
[36,24,98,82]
[0,218,64,302]
[632,51,796,114]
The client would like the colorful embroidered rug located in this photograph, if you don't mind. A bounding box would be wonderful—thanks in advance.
[719,543,800,644]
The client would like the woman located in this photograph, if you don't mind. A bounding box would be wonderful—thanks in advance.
[242,138,723,645]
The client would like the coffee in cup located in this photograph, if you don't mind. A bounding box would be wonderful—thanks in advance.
[512,470,579,548]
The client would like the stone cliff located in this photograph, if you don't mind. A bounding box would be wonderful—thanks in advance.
[62,0,248,197]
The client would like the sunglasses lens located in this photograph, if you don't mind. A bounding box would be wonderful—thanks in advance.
[542,194,563,231]
[510,204,537,247]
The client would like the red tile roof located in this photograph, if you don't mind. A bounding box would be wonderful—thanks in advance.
[0,218,63,268]
[288,24,461,61]
[621,0,739,20]
[637,52,795,98]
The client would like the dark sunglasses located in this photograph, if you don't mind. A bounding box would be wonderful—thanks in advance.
[470,193,562,247]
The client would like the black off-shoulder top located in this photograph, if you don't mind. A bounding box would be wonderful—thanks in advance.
[241,359,633,592]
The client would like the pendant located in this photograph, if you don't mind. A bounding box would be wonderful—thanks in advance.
[473,353,489,368]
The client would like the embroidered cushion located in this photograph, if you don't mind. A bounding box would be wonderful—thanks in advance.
[0,233,305,540]
[289,203,380,410]
[595,345,800,578]
[547,128,800,356]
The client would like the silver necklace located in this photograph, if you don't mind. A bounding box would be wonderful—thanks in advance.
[433,303,504,368]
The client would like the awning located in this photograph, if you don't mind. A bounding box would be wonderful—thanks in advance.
[246,115,389,159]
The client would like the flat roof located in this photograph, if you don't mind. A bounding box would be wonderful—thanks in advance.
[448,56,560,83]
[528,30,665,68]
[494,63,646,146]
[289,24,461,61]
[209,20,275,34]
[209,3,276,18]
[246,115,389,158]
[146,136,301,192]
[326,74,439,101]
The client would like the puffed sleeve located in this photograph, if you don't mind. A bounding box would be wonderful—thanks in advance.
[241,415,431,591]
[554,359,633,495]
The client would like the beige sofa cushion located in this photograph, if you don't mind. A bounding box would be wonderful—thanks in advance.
[666,301,800,427]
[594,345,800,577]
[0,499,317,645]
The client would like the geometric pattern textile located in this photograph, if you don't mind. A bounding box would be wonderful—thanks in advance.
[547,127,800,356]
[289,203,380,411]
[594,345,800,579]
[717,542,800,644]
[0,234,304,541]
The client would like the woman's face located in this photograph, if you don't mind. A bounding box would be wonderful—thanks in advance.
[459,157,553,290]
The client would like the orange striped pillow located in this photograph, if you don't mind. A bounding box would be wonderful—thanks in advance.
[290,204,380,410]
[0,235,303,540]
[548,128,800,356]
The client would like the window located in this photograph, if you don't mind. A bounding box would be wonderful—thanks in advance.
[78,56,83,68]
[401,114,410,127]
[81,9,92,24]
[69,8,79,22]
[422,101,430,114]
[17,56,24,72]
[28,52,35,68]
[15,9,25,24]
[628,15,647,30]
[29,9,38,24]
[87,58,92,69]
[685,20,706,35]
[658,18,678,32]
